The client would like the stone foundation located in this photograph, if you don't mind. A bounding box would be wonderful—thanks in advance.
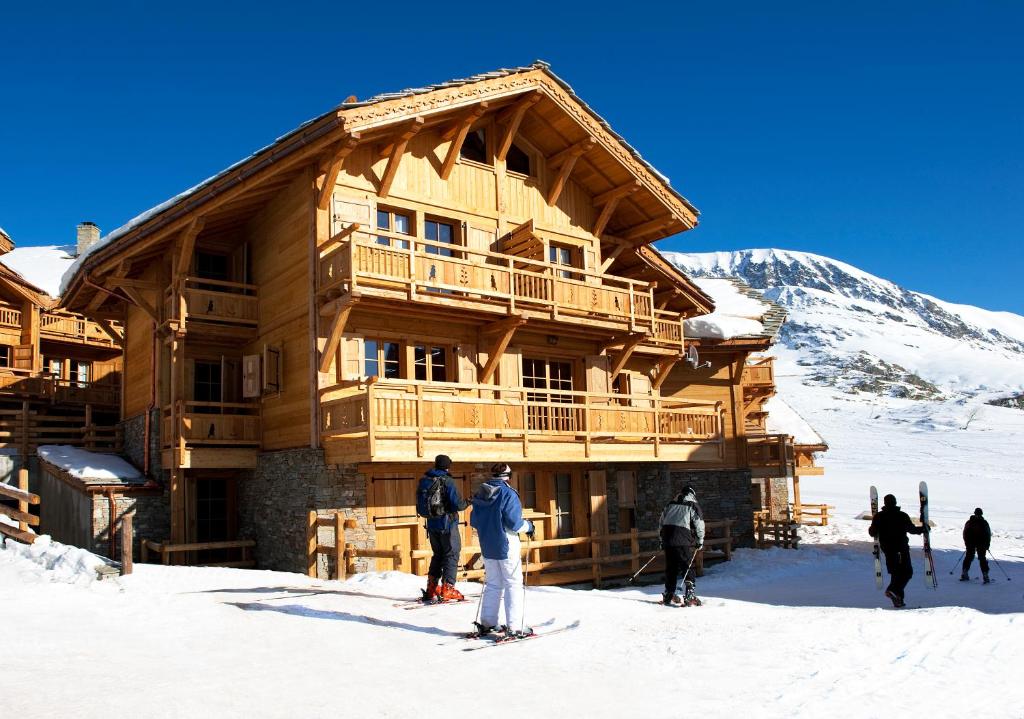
[238,448,373,578]
[121,410,162,478]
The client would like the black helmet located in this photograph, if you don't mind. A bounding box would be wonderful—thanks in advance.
[434,454,452,470]
[974,508,984,516]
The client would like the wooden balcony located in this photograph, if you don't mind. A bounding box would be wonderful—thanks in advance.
[0,306,21,330]
[161,401,260,469]
[165,278,258,338]
[745,433,795,478]
[742,357,775,388]
[0,369,120,408]
[319,379,724,464]
[40,311,121,348]
[318,230,684,353]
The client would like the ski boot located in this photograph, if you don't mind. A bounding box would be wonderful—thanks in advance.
[438,583,465,602]
[470,622,505,638]
[662,592,682,606]
[983,572,991,584]
[506,627,535,640]
[684,589,702,607]
[422,576,439,602]
[960,572,970,582]
[884,590,902,608]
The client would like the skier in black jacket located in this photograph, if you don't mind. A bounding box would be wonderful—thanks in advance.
[868,494,924,607]
[961,508,992,583]
[659,486,705,607]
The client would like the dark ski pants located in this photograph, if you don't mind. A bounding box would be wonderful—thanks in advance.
[664,544,696,597]
[963,544,990,575]
[883,546,913,600]
[427,527,461,585]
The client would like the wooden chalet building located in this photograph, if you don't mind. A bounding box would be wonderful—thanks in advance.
[58,63,824,579]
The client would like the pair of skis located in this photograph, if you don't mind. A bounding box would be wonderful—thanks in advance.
[460,620,581,651]
[869,482,937,591]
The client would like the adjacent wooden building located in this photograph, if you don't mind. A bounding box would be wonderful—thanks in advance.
[58,63,824,579]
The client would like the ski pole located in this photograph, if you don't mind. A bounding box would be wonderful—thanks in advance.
[628,553,659,584]
[521,533,532,635]
[947,551,966,575]
[987,549,1011,581]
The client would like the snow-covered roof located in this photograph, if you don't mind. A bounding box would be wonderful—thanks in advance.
[37,446,144,486]
[0,245,76,298]
[61,62,698,296]
[764,395,826,446]
[685,277,779,339]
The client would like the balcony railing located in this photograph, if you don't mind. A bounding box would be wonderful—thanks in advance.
[40,311,121,346]
[742,357,775,387]
[745,433,795,477]
[319,229,675,341]
[165,278,258,330]
[161,401,261,448]
[0,306,21,329]
[0,369,120,407]
[319,379,723,462]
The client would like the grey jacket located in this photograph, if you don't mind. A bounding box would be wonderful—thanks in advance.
[659,490,706,548]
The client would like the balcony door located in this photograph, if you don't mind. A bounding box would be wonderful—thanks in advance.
[522,357,576,433]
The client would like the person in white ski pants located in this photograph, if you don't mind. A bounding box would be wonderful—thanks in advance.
[469,464,535,635]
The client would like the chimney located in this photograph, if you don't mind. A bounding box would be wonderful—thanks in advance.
[76,222,101,257]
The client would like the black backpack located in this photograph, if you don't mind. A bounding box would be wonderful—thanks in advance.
[417,475,448,518]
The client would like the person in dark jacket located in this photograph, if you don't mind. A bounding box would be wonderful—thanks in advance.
[416,454,467,602]
[868,493,924,607]
[659,486,706,606]
[961,508,992,583]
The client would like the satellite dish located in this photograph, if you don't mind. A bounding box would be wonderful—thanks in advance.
[685,344,711,370]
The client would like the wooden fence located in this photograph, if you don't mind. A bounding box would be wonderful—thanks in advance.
[791,503,832,526]
[0,469,40,545]
[754,511,800,549]
[307,514,736,586]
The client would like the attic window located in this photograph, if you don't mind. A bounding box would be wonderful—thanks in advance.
[460,128,487,164]
[506,142,532,176]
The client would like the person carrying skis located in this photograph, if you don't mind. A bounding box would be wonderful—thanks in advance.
[416,454,468,602]
[469,463,535,637]
[961,507,992,583]
[868,493,924,607]
[659,485,705,607]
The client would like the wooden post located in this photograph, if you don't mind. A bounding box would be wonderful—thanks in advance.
[345,542,355,576]
[120,512,134,575]
[724,522,733,561]
[17,468,29,533]
[141,540,149,564]
[392,544,403,571]
[334,512,345,580]
[306,510,317,577]
[84,404,94,450]
[629,528,640,574]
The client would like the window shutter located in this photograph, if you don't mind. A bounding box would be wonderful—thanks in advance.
[498,346,522,388]
[340,334,364,381]
[585,355,610,396]
[263,345,282,394]
[242,354,261,398]
[13,345,32,370]
[332,197,372,237]
[457,343,477,384]
[467,224,497,254]
[629,372,652,408]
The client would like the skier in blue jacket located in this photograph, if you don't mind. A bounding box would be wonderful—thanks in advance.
[469,463,535,637]
[416,455,467,602]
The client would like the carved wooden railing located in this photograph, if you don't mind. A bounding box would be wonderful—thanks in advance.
[0,306,21,329]
[318,228,669,337]
[742,356,775,387]
[164,278,258,328]
[40,311,120,346]
[320,379,723,458]
[161,401,261,448]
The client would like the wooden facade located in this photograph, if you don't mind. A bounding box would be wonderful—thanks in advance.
[59,64,824,576]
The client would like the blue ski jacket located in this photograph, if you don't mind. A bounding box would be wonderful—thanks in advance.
[417,469,466,532]
[470,479,530,560]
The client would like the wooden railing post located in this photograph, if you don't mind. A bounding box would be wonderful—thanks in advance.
[630,528,640,573]
[415,383,424,458]
[17,468,29,533]
[392,544,402,571]
[306,510,318,577]
[334,512,345,580]
[345,542,356,576]
[120,512,134,575]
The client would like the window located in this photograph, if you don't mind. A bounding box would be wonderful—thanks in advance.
[376,209,411,250]
[195,251,229,282]
[413,345,448,382]
[549,243,577,280]
[0,345,11,368]
[195,478,231,543]
[75,361,90,387]
[46,358,63,379]
[523,357,575,431]
[519,471,536,511]
[459,127,487,164]
[424,219,457,257]
[194,360,222,406]
[506,142,532,176]
[364,339,401,379]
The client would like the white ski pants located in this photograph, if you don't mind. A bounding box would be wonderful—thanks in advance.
[480,533,525,630]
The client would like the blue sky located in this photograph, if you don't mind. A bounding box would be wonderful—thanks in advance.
[1,2,1022,312]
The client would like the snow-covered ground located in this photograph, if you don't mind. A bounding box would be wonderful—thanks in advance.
[3,382,1023,717]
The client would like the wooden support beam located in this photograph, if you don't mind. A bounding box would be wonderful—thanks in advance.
[377,117,425,198]
[547,137,596,171]
[86,261,130,312]
[495,91,542,162]
[317,134,361,210]
[121,286,158,322]
[96,319,124,347]
[598,243,630,274]
[480,314,527,337]
[318,297,360,374]
[652,354,683,390]
[609,333,647,381]
[440,103,489,180]
[592,181,641,238]
[175,217,205,279]
[479,316,526,384]
[111,278,159,291]
[546,138,595,207]
[621,216,673,242]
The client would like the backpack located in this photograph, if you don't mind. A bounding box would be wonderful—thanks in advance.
[417,475,448,518]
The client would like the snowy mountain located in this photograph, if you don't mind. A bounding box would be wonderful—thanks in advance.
[665,248,1024,403]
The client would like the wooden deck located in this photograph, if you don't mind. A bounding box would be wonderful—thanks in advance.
[320,378,724,463]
